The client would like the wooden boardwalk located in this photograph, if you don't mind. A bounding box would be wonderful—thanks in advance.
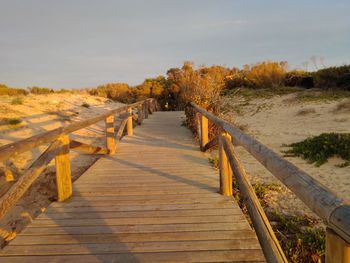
[0,111,265,262]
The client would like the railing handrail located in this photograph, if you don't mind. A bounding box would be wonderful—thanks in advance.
[0,98,154,162]
[190,102,350,244]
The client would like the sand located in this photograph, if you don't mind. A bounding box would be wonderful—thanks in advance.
[220,92,350,218]
[0,92,124,243]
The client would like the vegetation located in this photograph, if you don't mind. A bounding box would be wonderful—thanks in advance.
[81,102,90,108]
[270,212,325,263]
[208,156,219,169]
[284,133,350,167]
[11,97,24,105]
[6,118,22,126]
[252,182,280,206]
[0,84,28,96]
[28,87,54,94]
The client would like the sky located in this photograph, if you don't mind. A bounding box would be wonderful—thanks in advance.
[1,0,350,89]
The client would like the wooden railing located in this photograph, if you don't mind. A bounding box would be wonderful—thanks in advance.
[0,98,159,226]
[191,102,350,263]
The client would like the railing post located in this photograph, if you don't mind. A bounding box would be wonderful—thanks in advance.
[127,107,133,136]
[200,114,209,151]
[105,115,116,155]
[326,228,350,263]
[137,104,143,125]
[144,101,149,119]
[219,133,233,196]
[55,135,72,202]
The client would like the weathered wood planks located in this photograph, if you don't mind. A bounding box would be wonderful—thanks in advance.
[0,111,265,262]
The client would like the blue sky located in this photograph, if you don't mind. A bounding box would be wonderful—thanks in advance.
[1,0,349,88]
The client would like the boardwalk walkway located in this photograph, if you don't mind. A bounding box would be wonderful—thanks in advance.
[0,111,265,262]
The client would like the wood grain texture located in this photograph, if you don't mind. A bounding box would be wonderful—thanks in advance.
[105,115,116,155]
[0,111,264,262]
[55,135,72,202]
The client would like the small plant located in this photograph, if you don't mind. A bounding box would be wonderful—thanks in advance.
[208,156,219,169]
[270,212,325,263]
[252,182,280,205]
[7,118,22,125]
[283,133,350,167]
[11,97,24,105]
[29,87,54,94]
[81,102,90,108]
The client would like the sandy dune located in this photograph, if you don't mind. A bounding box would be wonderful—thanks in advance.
[221,93,350,218]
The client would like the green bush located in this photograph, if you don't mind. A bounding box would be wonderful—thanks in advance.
[284,133,350,167]
[0,84,28,96]
[29,87,54,94]
[313,65,350,90]
[270,212,325,263]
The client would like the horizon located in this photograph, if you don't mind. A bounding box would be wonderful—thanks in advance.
[1,0,350,89]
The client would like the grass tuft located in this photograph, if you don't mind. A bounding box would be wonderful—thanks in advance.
[7,118,22,125]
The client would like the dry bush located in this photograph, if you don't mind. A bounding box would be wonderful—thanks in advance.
[243,61,288,89]
[0,84,28,96]
[89,83,133,103]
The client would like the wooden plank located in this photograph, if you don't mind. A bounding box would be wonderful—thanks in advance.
[9,230,258,245]
[36,209,241,219]
[1,239,262,256]
[116,118,128,140]
[69,140,108,154]
[20,222,251,235]
[44,203,236,213]
[0,250,265,262]
[28,215,245,227]
[55,135,72,202]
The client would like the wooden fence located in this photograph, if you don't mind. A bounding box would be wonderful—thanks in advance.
[0,98,158,225]
[191,102,350,263]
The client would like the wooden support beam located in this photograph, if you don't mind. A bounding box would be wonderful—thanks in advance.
[105,115,116,155]
[200,114,209,151]
[326,228,350,263]
[55,135,72,202]
[144,101,149,119]
[127,107,133,136]
[116,119,128,141]
[137,105,143,125]
[0,140,62,219]
[69,140,108,154]
[202,136,218,152]
[218,134,232,196]
[221,135,287,262]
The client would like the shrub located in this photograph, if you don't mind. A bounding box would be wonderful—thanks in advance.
[313,65,350,90]
[283,133,350,167]
[0,84,28,96]
[29,87,54,94]
[89,83,133,103]
[242,61,288,89]
[11,97,24,105]
[7,118,22,125]
[81,102,90,108]
[284,70,314,89]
